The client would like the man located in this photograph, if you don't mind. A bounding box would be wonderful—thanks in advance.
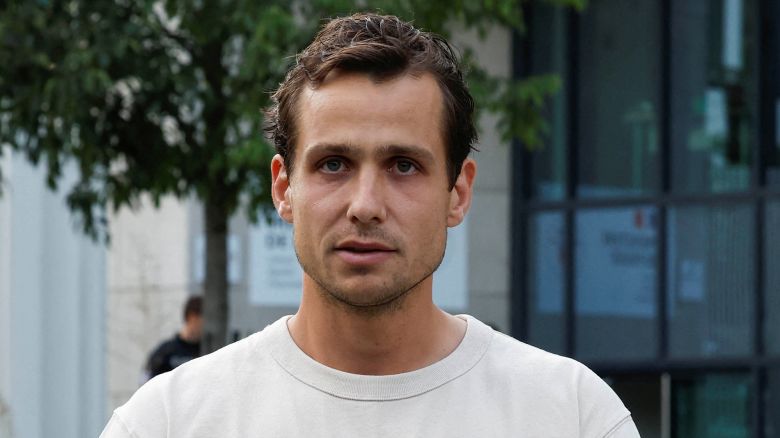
[101,13,640,437]
[143,296,203,381]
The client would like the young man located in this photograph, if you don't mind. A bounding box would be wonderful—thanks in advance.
[143,296,203,381]
[101,13,640,437]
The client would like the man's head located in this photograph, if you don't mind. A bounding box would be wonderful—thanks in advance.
[267,13,477,314]
[265,12,478,188]
[182,296,203,341]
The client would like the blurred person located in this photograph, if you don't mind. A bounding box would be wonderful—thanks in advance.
[101,13,639,437]
[143,295,202,381]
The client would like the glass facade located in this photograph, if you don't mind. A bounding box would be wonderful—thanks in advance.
[767,202,780,355]
[670,0,758,193]
[667,205,754,358]
[528,5,568,200]
[517,0,780,435]
[575,207,657,360]
[673,373,753,437]
[576,0,660,198]
[527,212,566,354]
[767,0,780,188]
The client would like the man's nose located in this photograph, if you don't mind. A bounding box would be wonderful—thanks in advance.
[346,168,388,224]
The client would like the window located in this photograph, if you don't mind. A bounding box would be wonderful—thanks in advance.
[528,4,568,200]
[766,201,780,355]
[673,372,753,438]
[575,207,658,360]
[670,0,758,193]
[527,212,566,354]
[576,0,661,198]
[667,205,755,358]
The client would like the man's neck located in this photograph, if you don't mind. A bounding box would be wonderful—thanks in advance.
[287,276,466,375]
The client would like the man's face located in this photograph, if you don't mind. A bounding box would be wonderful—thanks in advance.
[187,314,203,341]
[271,71,475,311]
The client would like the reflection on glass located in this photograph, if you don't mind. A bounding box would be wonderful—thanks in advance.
[527,212,566,354]
[667,205,754,358]
[767,202,780,354]
[529,4,567,200]
[577,0,660,198]
[671,0,757,193]
[575,207,657,360]
[673,373,752,437]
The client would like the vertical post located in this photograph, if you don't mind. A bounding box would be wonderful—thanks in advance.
[509,11,531,340]
[658,0,672,363]
[661,372,672,438]
[563,7,579,358]
[203,200,229,354]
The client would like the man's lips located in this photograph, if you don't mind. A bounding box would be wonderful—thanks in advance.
[334,240,394,252]
[333,240,395,265]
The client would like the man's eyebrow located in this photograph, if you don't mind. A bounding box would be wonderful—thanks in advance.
[303,143,355,158]
[376,144,436,163]
[303,143,437,164]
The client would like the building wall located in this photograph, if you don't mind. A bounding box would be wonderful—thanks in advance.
[0,153,12,437]
[454,25,513,333]
[0,151,105,438]
[106,195,192,414]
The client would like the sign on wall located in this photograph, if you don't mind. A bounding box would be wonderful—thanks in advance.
[575,207,657,318]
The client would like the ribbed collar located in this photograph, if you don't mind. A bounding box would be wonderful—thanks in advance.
[264,315,494,401]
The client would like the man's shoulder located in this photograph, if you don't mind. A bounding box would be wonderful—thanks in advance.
[112,318,289,436]
[135,318,286,397]
[466,318,582,377]
[464,318,633,436]
[481,328,614,396]
[164,318,284,381]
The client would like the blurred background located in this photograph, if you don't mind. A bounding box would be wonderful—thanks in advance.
[1,0,779,437]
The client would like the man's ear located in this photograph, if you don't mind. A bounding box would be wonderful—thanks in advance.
[271,154,293,223]
[447,158,477,227]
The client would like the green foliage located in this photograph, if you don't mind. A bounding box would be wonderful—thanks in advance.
[0,0,582,239]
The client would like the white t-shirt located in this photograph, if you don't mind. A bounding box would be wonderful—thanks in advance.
[101,315,640,437]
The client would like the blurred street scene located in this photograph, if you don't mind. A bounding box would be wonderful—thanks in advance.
[1,0,779,437]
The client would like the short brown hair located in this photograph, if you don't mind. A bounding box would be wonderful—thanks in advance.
[183,296,202,321]
[264,12,477,187]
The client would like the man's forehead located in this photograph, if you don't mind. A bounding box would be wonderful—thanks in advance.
[298,70,442,110]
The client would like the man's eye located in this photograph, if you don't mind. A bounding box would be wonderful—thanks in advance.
[394,160,417,174]
[321,159,345,173]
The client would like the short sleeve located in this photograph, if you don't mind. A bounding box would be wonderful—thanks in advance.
[575,364,635,438]
[99,412,136,438]
[604,415,641,438]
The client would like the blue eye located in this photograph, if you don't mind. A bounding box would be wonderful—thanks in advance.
[322,159,344,173]
[395,160,416,174]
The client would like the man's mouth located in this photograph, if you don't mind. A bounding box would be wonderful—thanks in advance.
[334,240,395,265]
[335,240,394,252]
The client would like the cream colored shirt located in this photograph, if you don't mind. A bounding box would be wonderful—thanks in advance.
[101,315,640,437]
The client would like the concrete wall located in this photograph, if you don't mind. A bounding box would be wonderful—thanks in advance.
[0,151,106,438]
[106,195,192,414]
[0,153,12,437]
[453,25,513,333]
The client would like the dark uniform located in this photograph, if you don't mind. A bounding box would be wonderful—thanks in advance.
[145,334,200,379]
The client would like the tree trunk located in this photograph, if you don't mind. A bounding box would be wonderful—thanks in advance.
[202,199,229,354]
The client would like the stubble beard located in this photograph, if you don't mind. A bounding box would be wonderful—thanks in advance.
[295,230,447,317]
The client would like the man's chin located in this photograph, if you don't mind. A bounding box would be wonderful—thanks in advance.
[320,282,414,315]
